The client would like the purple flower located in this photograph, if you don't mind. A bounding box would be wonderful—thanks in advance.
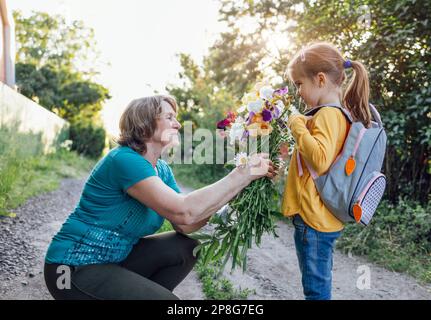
[242,130,249,139]
[272,106,281,119]
[262,108,272,122]
[274,87,288,96]
[247,111,255,125]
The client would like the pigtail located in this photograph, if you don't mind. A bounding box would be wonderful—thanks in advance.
[343,61,372,127]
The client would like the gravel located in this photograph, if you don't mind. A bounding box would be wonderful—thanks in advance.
[0,178,85,299]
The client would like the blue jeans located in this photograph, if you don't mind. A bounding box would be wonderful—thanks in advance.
[292,214,341,300]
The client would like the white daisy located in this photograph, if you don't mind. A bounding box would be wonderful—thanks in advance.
[234,152,249,167]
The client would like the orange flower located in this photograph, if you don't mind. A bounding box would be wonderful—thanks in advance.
[246,122,273,137]
[259,122,273,136]
[246,123,260,137]
[251,113,263,124]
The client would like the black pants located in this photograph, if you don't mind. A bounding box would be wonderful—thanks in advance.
[44,231,199,300]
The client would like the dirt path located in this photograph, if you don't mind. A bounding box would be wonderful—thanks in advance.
[0,178,430,300]
[216,219,431,299]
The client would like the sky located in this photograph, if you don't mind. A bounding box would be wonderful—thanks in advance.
[9,0,225,136]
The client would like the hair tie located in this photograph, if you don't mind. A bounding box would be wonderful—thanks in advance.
[343,60,352,69]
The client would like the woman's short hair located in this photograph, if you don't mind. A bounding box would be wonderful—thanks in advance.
[116,95,177,154]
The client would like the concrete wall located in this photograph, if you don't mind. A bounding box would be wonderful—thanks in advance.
[0,82,69,154]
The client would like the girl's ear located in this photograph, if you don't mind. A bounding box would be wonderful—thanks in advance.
[316,72,326,88]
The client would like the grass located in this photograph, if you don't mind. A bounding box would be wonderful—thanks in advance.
[5,150,95,211]
[337,199,431,284]
[0,125,95,217]
[195,260,255,300]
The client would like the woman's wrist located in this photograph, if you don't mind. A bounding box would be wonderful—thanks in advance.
[230,167,253,187]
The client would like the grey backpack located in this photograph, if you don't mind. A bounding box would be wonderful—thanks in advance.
[297,103,387,226]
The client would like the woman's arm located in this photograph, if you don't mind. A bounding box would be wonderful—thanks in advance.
[127,154,273,226]
[172,217,210,234]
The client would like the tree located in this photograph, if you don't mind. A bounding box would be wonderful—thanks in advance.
[180,0,430,203]
[14,10,110,124]
[14,11,100,76]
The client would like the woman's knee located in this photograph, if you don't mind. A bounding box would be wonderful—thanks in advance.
[176,233,200,264]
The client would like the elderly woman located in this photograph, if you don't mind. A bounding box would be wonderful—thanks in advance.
[44,95,275,300]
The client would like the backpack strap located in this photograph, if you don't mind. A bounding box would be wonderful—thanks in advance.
[305,102,383,127]
[304,103,354,123]
[297,102,352,179]
[296,103,382,178]
[369,103,383,127]
[296,150,319,179]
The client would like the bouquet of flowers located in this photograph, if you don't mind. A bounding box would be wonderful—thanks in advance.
[193,82,297,273]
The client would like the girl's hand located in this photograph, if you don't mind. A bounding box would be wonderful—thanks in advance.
[287,114,307,129]
[287,114,313,129]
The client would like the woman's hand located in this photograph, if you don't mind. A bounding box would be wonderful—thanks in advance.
[235,153,276,182]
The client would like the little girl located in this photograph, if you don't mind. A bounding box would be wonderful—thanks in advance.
[282,42,372,300]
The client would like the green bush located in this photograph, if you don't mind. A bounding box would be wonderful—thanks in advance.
[337,199,431,282]
[69,122,106,159]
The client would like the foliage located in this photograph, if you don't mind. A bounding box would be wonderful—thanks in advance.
[205,30,267,98]
[16,62,110,123]
[214,0,431,203]
[167,53,236,186]
[69,121,106,159]
[0,124,95,216]
[14,10,100,75]
[195,259,255,300]
[14,10,111,125]
[338,198,431,283]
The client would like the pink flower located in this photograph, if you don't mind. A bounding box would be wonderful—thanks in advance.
[217,118,231,129]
